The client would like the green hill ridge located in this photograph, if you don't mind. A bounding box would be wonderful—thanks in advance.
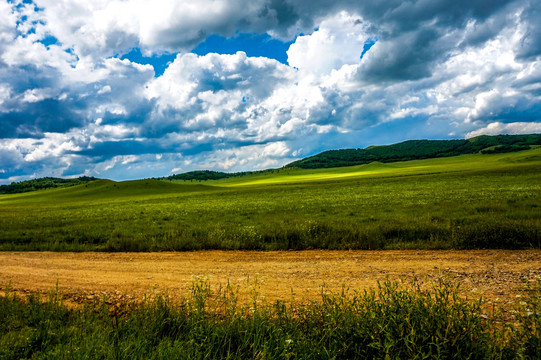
[285,134,541,169]
[0,176,97,195]
[2,134,540,193]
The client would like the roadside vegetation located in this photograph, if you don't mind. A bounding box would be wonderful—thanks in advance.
[1,277,540,359]
[0,149,540,252]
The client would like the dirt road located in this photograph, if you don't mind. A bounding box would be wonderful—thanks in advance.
[1,250,540,307]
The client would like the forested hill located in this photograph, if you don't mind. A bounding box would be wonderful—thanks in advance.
[285,134,541,169]
[0,176,97,194]
[161,169,278,182]
[163,170,243,181]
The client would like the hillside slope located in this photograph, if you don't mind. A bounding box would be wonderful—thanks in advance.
[2,134,540,192]
[0,149,539,251]
[285,134,541,169]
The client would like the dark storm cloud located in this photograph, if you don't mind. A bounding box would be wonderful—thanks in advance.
[0,99,81,138]
[0,64,81,137]
[60,158,92,177]
[256,0,299,37]
[0,56,155,138]
[471,94,541,123]
[0,64,57,93]
[257,0,515,37]
[458,12,511,48]
[0,148,21,170]
[360,0,513,30]
[75,140,164,159]
[515,0,541,60]
[356,28,444,82]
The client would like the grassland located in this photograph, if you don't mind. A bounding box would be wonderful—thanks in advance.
[1,149,541,359]
[0,149,540,252]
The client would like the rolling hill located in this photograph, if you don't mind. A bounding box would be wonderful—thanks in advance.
[285,134,541,169]
[0,176,97,195]
[0,148,540,251]
[1,133,540,193]
[165,133,541,180]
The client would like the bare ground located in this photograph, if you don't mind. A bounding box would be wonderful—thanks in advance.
[1,250,540,311]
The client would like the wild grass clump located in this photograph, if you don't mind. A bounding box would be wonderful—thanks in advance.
[1,278,540,359]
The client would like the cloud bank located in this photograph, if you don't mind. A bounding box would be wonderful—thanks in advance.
[0,0,540,183]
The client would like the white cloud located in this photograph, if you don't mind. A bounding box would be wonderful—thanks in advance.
[1,2,76,70]
[121,155,138,165]
[0,1,17,45]
[0,121,139,170]
[193,141,293,171]
[2,35,76,70]
[63,56,154,84]
[466,122,541,138]
[1,133,82,163]
[34,0,267,57]
[97,85,111,94]
[145,51,299,135]
[287,12,371,75]
[89,123,139,141]
[144,50,357,149]
[22,88,53,103]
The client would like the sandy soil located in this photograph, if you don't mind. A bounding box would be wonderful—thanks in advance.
[1,250,540,309]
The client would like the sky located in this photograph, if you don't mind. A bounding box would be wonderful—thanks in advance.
[1,0,541,184]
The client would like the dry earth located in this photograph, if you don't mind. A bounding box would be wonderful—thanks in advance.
[1,250,540,311]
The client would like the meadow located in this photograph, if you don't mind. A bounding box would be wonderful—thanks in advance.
[0,149,540,252]
[1,149,541,359]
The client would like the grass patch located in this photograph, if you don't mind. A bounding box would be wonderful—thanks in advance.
[1,277,539,359]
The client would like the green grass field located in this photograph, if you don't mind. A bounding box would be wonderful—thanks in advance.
[1,149,540,251]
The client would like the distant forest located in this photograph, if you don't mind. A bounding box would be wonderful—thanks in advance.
[161,169,279,182]
[163,170,243,182]
[285,134,541,169]
[0,176,97,194]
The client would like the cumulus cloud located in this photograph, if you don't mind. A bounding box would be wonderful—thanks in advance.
[28,0,509,59]
[466,122,541,138]
[0,1,17,47]
[145,51,300,138]
[146,51,295,115]
[1,0,541,183]
[287,12,372,75]
[34,0,290,57]
[182,141,294,172]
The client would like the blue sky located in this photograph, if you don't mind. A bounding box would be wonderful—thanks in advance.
[0,0,541,184]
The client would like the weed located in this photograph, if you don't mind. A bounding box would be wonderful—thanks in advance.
[1,278,540,359]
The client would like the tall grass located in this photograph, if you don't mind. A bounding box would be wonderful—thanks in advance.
[1,278,540,359]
